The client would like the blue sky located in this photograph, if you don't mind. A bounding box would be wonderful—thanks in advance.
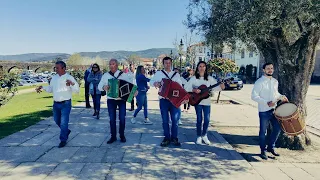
[0,0,193,55]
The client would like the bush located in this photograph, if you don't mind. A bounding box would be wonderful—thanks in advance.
[68,70,85,86]
[0,71,19,107]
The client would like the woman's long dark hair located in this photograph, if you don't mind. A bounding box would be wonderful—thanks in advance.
[195,61,209,81]
[91,63,101,74]
[135,65,144,79]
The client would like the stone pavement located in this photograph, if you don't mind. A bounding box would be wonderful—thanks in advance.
[219,84,320,135]
[0,88,319,179]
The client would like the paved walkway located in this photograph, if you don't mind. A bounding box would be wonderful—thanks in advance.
[0,88,319,179]
[220,84,320,135]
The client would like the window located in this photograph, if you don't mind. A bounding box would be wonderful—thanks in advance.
[207,52,210,56]
[199,47,203,53]
[249,51,254,57]
[199,57,202,61]
[241,49,245,58]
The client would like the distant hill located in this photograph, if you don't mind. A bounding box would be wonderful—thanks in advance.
[0,48,177,62]
[0,53,70,62]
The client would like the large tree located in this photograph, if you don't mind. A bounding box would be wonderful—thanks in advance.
[187,0,320,149]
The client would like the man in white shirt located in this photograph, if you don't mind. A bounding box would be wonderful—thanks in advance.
[36,61,79,148]
[251,62,288,160]
[98,59,134,144]
[150,57,183,147]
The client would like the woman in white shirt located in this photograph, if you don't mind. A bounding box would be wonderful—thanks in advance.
[185,61,225,145]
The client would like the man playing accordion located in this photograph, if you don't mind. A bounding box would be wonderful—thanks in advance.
[98,59,136,144]
[150,57,183,147]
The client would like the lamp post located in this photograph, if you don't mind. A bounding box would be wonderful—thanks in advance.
[179,39,184,70]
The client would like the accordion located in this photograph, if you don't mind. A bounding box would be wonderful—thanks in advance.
[108,79,137,103]
[158,78,190,108]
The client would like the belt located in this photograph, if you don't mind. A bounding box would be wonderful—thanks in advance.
[54,99,71,103]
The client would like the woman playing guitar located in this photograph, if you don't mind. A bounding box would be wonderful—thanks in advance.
[184,61,225,145]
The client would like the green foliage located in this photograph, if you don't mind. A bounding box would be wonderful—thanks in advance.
[187,0,320,50]
[67,53,107,70]
[239,66,246,75]
[126,54,141,65]
[0,71,19,107]
[68,70,85,86]
[207,58,239,76]
[0,86,85,139]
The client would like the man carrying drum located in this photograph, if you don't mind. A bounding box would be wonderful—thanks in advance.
[251,62,288,160]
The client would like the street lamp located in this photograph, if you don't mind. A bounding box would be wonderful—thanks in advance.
[170,49,173,58]
[179,39,184,70]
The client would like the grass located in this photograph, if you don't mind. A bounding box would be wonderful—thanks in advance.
[0,85,85,139]
[17,83,48,91]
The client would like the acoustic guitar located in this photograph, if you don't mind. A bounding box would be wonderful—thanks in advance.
[188,77,233,106]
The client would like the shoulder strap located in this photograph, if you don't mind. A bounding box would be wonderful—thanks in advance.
[171,72,177,79]
[109,71,123,79]
[116,71,123,79]
[161,70,170,79]
[161,70,177,80]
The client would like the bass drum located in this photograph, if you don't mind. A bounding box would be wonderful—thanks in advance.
[274,103,306,136]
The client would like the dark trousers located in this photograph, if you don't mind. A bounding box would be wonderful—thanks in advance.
[107,99,126,138]
[131,98,134,110]
[184,103,190,110]
[159,99,180,139]
[85,83,90,107]
[91,94,101,112]
[259,109,281,152]
[53,100,71,142]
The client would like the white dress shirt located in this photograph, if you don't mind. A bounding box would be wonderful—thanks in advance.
[43,73,79,102]
[251,76,283,112]
[184,76,222,106]
[98,70,133,100]
[150,70,183,99]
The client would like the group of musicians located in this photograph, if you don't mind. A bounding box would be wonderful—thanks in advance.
[36,57,288,160]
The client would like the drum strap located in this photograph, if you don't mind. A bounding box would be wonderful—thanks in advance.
[161,70,177,80]
[109,71,123,79]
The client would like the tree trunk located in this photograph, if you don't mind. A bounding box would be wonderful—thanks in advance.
[256,28,320,150]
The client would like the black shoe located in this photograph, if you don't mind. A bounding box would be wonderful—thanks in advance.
[267,148,280,156]
[171,138,181,147]
[86,105,91,108]
[260,151,268,160]
[93,111,97,116]
[107,137,117,144]
[58,141,67,148]
[120,136,126,143]
[96,112,100,119]
[160,138,170,147]
[129,109,134,111]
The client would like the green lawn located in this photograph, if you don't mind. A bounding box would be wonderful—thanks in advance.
[0,86,85,139]
[17,83,48,91]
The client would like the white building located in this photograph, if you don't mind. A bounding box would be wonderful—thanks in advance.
[233,41,261,78]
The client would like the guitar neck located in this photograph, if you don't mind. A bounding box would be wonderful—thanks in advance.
[202,82,221,92]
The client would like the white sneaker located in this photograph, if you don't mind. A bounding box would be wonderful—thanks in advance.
[202,135,211,145]
[178,120,182,125]
[196,137,202,144]
[143,118,153,125]
[131,117,136,124]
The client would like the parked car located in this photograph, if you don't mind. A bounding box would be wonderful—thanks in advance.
[225,77,243,90]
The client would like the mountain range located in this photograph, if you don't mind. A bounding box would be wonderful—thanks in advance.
[0,48,176,62]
